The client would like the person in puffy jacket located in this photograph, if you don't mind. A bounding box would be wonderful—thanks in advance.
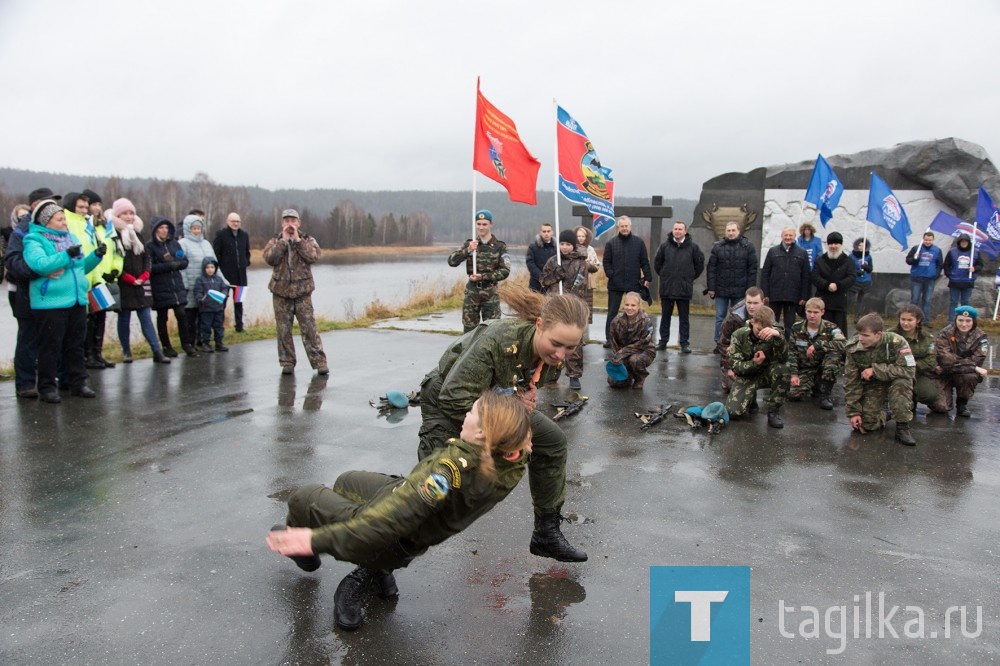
[22,200,105,402]
[147,217,195,357]
[652,221,704,352]
[707,222,757,344]
[180,214,216,347]
[942,234,982,323]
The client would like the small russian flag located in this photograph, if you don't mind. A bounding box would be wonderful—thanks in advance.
[207,289,228,304]
[232,285,247,303]
[88,283,114,311]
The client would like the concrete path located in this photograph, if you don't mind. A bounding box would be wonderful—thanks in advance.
[2,315,997,664]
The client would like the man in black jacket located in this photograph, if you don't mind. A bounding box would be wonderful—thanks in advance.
[653,221,704,352]
[525,223,556,293]
[212,212,251,332]
[811,232,856,333]
[602,216,651,347]
[707,222,758,346]
[760,226,811,340]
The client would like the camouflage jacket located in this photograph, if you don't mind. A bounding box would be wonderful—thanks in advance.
[448,234,511,287]
[844,331,916,415]
[788,319,846,374]
[540,247,597,300]
[895,326,937,377]
[310,437,526,563]
[729,323,789,377]
[431,318,563,428]
[609,311,655,364]
[935,324,988,375]
[718,299,748,370]
[262,235,319,299]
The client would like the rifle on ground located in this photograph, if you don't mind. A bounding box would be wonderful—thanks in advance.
[635,404,674,430]
[551,393,588,421]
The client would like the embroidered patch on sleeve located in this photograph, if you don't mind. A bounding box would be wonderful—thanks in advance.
[418,473,451,505]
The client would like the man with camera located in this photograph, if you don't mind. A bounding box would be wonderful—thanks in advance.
[262,209,328,375]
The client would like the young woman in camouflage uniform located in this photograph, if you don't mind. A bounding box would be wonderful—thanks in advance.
[933,305,989,417]
[267,391,532,630]
[607,292,656,390]
[894,304,947,414]
[417,284,590,565]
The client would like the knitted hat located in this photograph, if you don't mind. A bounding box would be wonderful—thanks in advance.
[111,198,136,218]
[826,232,843,244]
[954,305,978,321]
[82,188,102,205]
[32,200,62,227]
[559,229,577,245]
[28,188,60,204]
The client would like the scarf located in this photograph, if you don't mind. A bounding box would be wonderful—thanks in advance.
[113,216,145,255]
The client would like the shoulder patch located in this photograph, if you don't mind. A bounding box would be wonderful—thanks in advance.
[418,473,450,505]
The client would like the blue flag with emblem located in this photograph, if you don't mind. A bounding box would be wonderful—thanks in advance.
[866,172,911,250]
[804,154,843,225]
[976,184,1000,256]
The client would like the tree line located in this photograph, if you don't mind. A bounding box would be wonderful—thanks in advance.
[0,167,696,247]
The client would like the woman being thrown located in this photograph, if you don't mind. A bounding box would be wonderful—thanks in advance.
[267,391,532,631]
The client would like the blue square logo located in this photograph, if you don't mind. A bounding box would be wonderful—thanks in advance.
[650,566,750,665]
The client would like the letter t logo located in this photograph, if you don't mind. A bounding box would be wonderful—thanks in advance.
[675,590,729,641]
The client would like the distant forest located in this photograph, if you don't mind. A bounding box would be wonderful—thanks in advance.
[0,167,696,248]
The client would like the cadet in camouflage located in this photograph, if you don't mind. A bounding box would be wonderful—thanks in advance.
[894,304,947,413]
[448,209,511,333]
[724,305,789,428]
[932,305,989,417]
[843,313,917,444]
[787,297,846,409]
[267,392,532,630]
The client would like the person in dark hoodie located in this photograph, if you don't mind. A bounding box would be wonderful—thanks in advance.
[525,223,557,293]
[942,233,982,323]
[848,238,874,323]
[147,217,196,357]
[810,232,856,334]
[193,257,230,352]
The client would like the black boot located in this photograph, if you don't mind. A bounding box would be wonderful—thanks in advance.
[956,399,971,417]
[767,408,784,429]
[334,567,374,631]
[895,423,917,446]
[372,570,399,599]
[818,381,834,411]
[162,347,179,358]
[529,510,587,562]
[85,355,107,370]
[747,399,759,415]
[93,314,114,367]
[153,350,171,364]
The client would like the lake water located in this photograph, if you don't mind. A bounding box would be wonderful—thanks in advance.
[0,255,529,366]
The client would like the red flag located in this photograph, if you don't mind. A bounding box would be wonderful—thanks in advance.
[472,80,540,205]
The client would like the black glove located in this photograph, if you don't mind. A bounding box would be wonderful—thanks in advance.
[101,270,119,282]
[94,243,108,258]
[67,245,82,258]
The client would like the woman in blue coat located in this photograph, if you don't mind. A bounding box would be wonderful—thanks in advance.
[22,200,106,403]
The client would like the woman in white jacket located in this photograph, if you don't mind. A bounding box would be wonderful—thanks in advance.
[178,214,217,348]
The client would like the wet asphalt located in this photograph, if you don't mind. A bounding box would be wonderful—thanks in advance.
[1,314,998,665]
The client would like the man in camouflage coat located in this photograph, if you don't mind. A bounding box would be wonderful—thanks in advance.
[262,209,328,375]
[725,305,789,428]
[788,297,846,410]
[843,313,917,445]
[448,209,511,332]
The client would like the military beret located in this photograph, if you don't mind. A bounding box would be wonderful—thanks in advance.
[475,209,492,222]
[605,361,628,382]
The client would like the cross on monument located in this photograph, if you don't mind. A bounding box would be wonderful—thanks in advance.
[572,195,673,296]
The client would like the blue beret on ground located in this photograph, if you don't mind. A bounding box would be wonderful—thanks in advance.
[385,390,410,409]
[701,402,729,425]
[605,361,628,382]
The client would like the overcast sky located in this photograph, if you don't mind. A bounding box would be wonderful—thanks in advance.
[1,0,997,200]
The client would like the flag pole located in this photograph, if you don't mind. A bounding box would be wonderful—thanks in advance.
[472,161,478,275]
[553,98,564,295]
[969,221,977,280]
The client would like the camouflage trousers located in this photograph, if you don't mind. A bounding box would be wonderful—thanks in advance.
[418,373,566,514]
[931,371,983,412]
[564,343,583,379]
[286,474,416,571]
[725,363,790,416]
[916,374,948,413]
[788,359,840,400]
[461,283,501,333]
[273,294,327,370]
[852,376,914,431]
[608,349,654,387]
